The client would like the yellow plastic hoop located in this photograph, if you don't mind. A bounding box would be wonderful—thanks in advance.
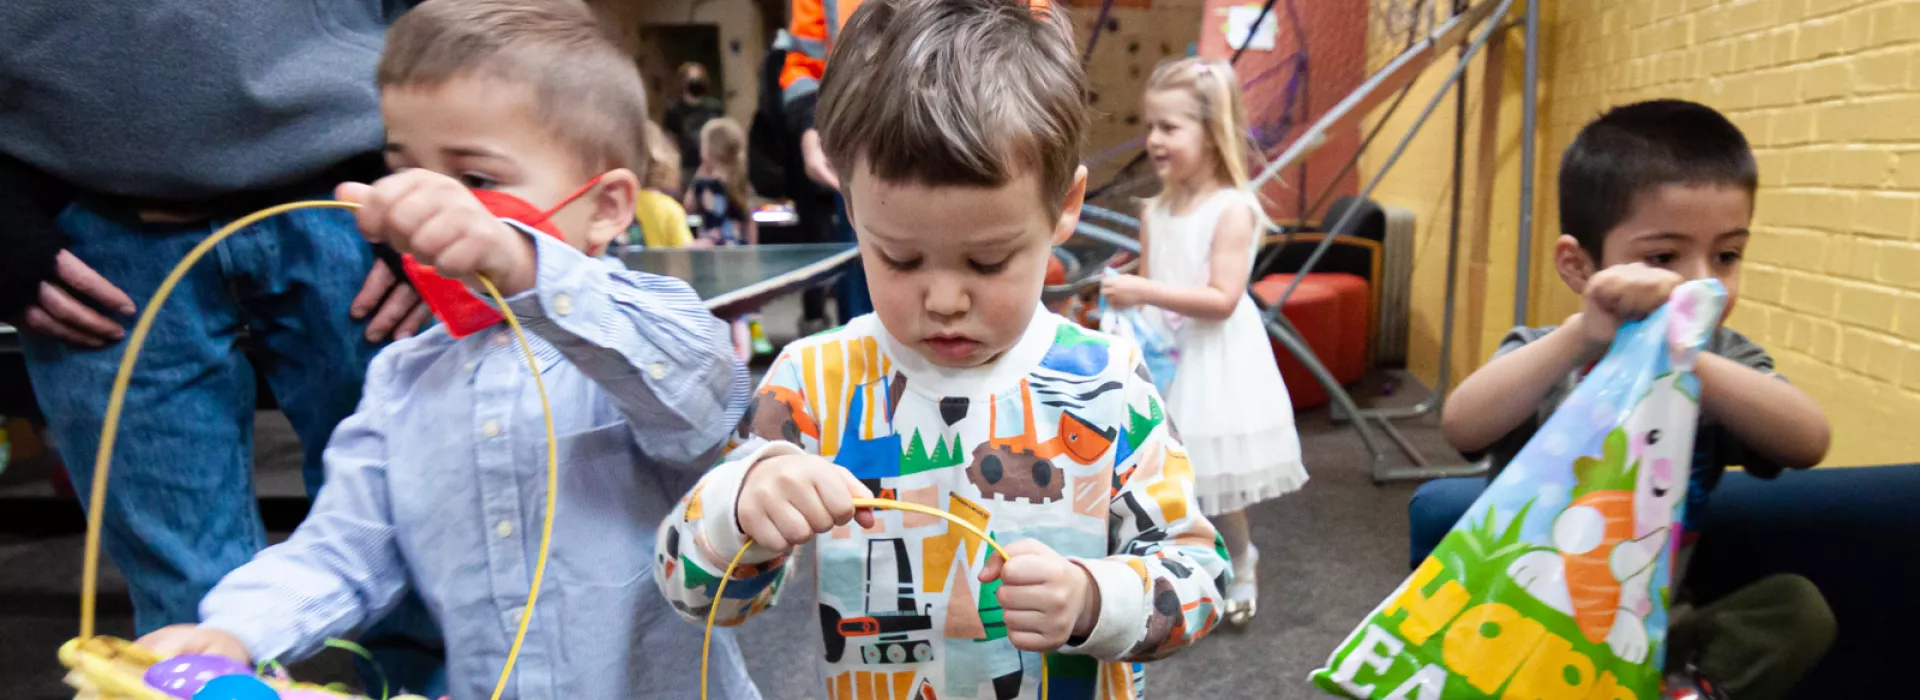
[700,497,1049,700]
[66,201,558,700]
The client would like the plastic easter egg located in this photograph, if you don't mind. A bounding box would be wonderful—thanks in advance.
[192,674,280,700]
[144,655,253,698]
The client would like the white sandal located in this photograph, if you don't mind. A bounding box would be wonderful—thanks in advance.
[1224,544,1259,626]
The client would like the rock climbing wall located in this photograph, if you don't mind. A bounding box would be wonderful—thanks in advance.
[1197,0,1370,224]
[1072,0,1209,200]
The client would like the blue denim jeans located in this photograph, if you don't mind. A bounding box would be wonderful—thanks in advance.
[830,195,873,320]
[23,198,444,695]
[1405,477,1484,569]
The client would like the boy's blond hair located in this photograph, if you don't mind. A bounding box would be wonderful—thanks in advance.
[643,121,682,192]
[816,0,1086,210]
[379,0,648,179]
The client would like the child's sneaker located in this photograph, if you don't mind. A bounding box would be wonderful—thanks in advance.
[1224,543,1259,626]
[749,318,774,356]
[1662,664,1729,700]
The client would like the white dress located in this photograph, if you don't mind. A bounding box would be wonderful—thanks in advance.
[1144,188,1307,515]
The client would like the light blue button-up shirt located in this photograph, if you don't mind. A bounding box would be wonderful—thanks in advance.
[200,229,762,699]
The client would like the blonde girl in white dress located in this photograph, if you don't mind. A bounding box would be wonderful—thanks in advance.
[1099,58,1307,625]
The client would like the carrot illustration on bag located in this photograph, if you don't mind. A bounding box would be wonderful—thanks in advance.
[1561,430,1638,644]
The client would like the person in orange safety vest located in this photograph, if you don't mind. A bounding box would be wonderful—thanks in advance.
[779,0,1052,190]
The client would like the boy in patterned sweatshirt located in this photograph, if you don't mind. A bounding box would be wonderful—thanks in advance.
[654,0,1229,698]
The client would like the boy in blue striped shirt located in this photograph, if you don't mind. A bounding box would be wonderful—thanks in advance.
[132,1,760,697]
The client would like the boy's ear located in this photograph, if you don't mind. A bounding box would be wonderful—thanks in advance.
[584,168,640,255]
[1050,166,1089,246]
[1554,234,1597,294]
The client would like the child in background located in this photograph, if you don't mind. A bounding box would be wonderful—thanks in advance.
[1441,99,1833,700]
[654,1,1228,697]
[686,116,772,358]
[686,117,758,247]
[1098,57,1306,626]
[631,120,695,248]
[132,2,759,697]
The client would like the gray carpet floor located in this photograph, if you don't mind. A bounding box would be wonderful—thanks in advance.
[0,297,1466,699]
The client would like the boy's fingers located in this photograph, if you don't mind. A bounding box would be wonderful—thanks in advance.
[364,173,432,239]
[835,469,877,528]
[979,550,1006,583]
[386,190,445,245]
[769,504,815,547]
[795,484,838,533]
[335,181,373,206]
[816,472,856,526]
[431,236,488,280]
[836,468,874,499]
[740,511,785,552]
[1008,630,1055,653]
[135,627,197,658]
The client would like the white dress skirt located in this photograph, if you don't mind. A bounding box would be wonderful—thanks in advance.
[1143,188,1308,515]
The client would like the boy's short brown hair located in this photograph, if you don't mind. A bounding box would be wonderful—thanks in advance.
[817,0,1086,210]
[379,0,648,179]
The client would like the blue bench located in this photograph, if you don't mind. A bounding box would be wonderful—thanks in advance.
[1407,465,1920,698]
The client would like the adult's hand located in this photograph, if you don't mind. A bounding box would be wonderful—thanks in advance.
[14,250,135,348]
[801,129,841,192]
[350,261,432,342]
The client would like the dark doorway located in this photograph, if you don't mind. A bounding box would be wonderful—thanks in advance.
[638,23,725,122]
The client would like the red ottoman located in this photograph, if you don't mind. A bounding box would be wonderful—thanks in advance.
[1250,273,1371,409]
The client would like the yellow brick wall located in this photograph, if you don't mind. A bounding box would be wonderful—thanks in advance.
[1361,5,1530,401]
[1373,0,1920,466]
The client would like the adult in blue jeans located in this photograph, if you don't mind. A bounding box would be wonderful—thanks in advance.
[0,2,445,693]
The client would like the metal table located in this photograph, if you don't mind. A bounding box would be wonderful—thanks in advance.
[0,243,859,534]
[0,243,858,354]
[618,242,857,318]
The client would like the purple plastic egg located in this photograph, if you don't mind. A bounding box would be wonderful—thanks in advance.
[144,655,254,698]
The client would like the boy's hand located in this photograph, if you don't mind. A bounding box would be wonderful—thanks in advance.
[978,540,1101,652]
[736,453,876,553]
[335,171,537,296]
[1577,263,1686,351]
[1100,274,1152,309]
[135,624,251,663]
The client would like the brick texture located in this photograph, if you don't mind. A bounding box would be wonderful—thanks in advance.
[1541,0,1920,465]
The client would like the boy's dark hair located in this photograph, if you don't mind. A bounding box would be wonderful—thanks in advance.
[1558,99,1757,260]
[817,0,1086,210]
[379,0,647,178]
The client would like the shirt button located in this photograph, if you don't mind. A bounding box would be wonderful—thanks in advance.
[491,331,511,348]
[483,420,501,438]
[464,361,478,372]
[496,520,513,538]
[648,362,668,380]
[552,293,574,316]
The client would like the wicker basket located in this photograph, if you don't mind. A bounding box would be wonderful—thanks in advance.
[57,637,367,700]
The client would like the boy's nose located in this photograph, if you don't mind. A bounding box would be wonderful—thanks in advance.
[925,276,970,318]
